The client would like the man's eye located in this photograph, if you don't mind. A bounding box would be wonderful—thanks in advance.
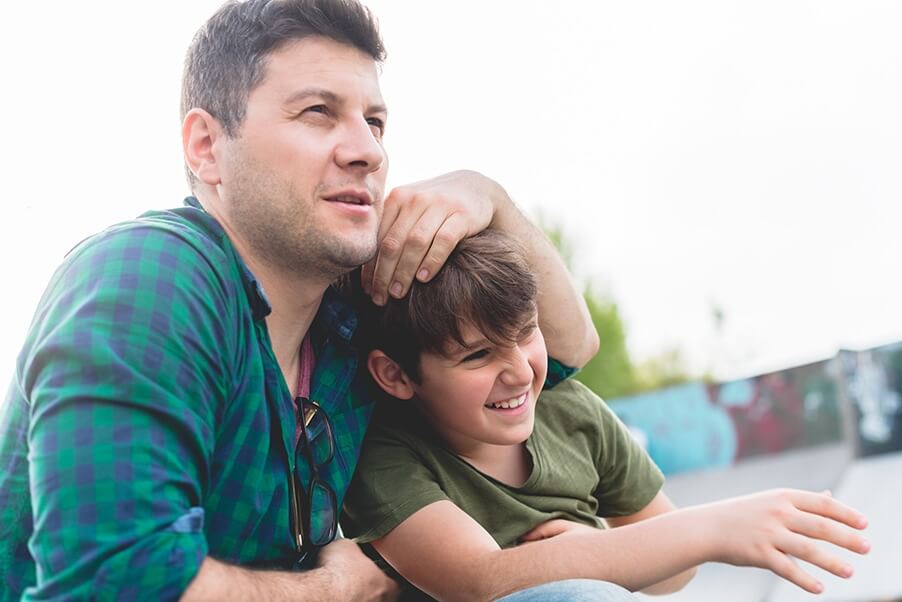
[366,117,385,138]
[303,105,329,116]
[462,349,489,362]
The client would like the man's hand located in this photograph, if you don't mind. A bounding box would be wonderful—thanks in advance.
[317,538,400,601]
[700,489,869,594]
[361,169,598,367]
[362,170,504,305]
[181,541,398,601]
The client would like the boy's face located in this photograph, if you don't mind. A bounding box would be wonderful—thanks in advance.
[411,315,549,454]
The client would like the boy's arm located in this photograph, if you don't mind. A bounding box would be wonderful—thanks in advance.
[372,490,868,602]
[519,492,695,595]
[604,492,697,595]
[362,170,598,368]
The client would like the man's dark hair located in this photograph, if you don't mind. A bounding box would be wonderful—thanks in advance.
[181,0,385,186]
[362,230,539,382]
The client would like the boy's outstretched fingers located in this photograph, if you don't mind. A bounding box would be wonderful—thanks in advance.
[706,488,870,594]
[778,531,856,580]
[791,491,870,550]
[786,509,871,556]
[794,490,868,530]
[766,552,823,595]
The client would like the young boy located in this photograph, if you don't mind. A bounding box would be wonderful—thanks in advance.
[343,230,869,601]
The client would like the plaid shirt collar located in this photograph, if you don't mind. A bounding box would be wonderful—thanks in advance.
[182,196,357,343]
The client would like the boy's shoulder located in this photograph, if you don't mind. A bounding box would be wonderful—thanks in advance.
[536,377,609,425]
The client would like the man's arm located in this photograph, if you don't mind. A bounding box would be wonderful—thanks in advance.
[362,170,598,368]
[22,228,396,600]
[371,490,868,602]
[182,542,398,601]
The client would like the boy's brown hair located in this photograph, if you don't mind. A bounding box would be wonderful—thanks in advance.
[360,229,538,382]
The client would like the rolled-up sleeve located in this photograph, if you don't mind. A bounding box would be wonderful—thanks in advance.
[22,225,233,600]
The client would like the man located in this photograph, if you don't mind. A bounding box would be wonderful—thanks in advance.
[0,0,600,599]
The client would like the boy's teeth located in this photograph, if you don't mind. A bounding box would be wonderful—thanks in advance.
[486,394,526,409]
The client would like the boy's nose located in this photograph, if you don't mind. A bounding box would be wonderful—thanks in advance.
[501,346,534,387]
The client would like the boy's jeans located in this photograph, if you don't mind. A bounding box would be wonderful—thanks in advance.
[495,579,637,601]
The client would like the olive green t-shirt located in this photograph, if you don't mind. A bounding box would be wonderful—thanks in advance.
[342,378,664,549]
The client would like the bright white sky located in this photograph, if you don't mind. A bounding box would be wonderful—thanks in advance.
[2,1,901,384]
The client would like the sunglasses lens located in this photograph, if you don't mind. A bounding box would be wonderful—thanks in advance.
[308,480,337,545]
[309,429,333,466]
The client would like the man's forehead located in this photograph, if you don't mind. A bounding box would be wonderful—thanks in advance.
[263,36,382,87]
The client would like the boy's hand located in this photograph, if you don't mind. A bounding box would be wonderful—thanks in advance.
[700,489,869,594]
[518,519,598,543]
[362,170,505,305]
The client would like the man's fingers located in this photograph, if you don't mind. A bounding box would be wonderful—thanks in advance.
[382,207,449,299]
[415,213,470,284]
[766,551,824,594]
[364,184,407,299]
[377,186,405,242]
[369,203,426,304]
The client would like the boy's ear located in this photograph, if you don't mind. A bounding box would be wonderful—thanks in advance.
[368,350,415,400]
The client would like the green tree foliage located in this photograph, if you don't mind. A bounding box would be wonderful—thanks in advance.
[632,347,691,393]
[541,220,691,399]
[576,290,637,399]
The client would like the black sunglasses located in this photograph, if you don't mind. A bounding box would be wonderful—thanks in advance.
[289,397,338,565]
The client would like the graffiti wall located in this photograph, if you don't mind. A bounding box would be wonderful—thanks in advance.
[608,358,844,475]
[609,341,902,475]
[839,342,902,457]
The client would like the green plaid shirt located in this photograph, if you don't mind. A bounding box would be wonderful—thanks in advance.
[0,198,377,600]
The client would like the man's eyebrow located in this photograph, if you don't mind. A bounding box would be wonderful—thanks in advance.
[284,87,341,106]
[283,87,388,115]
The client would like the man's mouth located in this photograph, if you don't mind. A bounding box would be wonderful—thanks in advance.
[485,392,528,410]
[324,190,373,206]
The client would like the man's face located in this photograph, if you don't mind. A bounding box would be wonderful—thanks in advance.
[218,36,388,278]
[411,316,549,455]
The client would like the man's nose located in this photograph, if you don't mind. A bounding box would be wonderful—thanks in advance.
[335,118,385,173]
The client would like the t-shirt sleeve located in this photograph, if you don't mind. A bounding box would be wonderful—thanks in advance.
[582,383,665,517]
[342,418,450,544]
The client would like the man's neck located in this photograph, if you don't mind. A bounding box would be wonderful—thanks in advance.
[196,191,334,391]
[259,266,327,396]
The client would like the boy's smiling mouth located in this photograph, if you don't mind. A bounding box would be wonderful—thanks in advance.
[484,392,528,410]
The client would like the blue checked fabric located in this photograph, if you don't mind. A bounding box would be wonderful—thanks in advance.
[0,197,377,600]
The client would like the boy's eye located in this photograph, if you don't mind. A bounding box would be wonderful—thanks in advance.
[519,323,538,340]
[462,349,489,362]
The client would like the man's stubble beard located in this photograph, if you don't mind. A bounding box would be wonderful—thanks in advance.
[226,155,379,282]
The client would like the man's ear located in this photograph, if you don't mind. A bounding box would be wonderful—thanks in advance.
[182,108,224,186]
[368,350,415,400]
